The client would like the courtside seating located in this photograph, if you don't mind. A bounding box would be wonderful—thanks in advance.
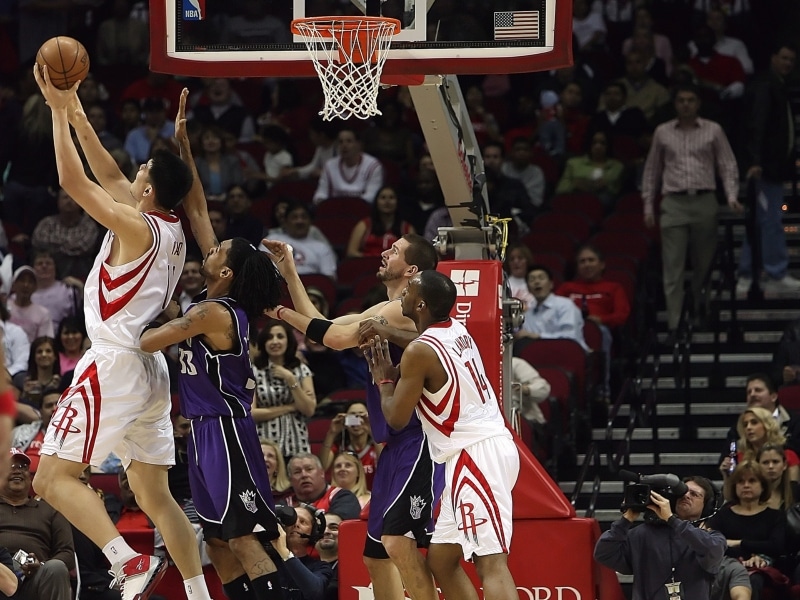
[516,338,592,409]
[522,230,580,264]
[298,274,338,309]
[307,417,333,456]
[778,385,800,411]
[529,211,594,246]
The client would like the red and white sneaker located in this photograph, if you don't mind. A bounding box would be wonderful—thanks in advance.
[109,554,168,600]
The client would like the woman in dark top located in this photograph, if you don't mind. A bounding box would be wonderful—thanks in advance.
[707,461,787,600]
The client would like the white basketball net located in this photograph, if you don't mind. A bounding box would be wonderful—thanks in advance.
[291,17,400,121]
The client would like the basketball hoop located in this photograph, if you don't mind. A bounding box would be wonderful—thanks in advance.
[291,16,402,121]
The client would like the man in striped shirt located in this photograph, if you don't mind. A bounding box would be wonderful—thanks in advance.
[642,83,741,337]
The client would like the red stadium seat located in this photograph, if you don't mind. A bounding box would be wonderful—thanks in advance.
[516,338,592,408]
[529,211,594,245]
[551,192,605,226]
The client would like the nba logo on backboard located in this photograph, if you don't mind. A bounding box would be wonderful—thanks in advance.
[183,0,203,20]
[450,270,480,297]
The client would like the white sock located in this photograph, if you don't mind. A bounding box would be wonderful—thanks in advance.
[184,574,212,599]
[102,536,138,567]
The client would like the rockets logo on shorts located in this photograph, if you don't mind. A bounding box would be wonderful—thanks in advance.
[50,405,82,448]
[409,495,426,520]
[240,489,258,513]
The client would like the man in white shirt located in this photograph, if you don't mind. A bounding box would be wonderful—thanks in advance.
[516,265,588,350]
[313,128,383,204]
[7,266,53,343]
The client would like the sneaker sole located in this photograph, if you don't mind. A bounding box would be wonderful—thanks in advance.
[131,557,168,600]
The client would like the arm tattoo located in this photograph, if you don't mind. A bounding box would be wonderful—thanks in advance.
[370,315,389,326]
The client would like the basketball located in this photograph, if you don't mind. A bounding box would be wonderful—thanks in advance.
[36,36,90,90]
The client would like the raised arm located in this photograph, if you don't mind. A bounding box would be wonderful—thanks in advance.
[140,301,231,353]
[174,88,217,257]
[67,94,135,206]
[34,66,150,241]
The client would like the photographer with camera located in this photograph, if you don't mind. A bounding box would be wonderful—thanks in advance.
[270,504,333,600]
[594,472,726,600]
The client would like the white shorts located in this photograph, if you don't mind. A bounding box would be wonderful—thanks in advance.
[41,343,175,468]
[432,432,519,561]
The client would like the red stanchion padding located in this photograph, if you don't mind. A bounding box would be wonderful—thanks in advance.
[507,424,575,519]
[339,517,620,599]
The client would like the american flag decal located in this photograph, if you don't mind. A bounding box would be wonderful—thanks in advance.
[493,11,540,40]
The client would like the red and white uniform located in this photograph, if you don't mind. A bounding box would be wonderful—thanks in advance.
[42,212,185,468]
[414,319,519,559]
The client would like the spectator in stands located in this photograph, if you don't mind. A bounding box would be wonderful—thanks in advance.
[115,98,143,142]
[319,402,380,491]
[270,503,334,600]
[501,137,546,211]
[17,337,59,419]
[560,81,592,156]
[642,84,741,336]
[123,96,175,164]
[331,452,371,508]
[587,81,649,160]
[557,244,631,396]
[261,124,294,189]
[219,128,265,198]
[315,512,341,600]
[267,199,331,246]
[95,0,149,67]
[260,202,337,278]
[30,249,82,333]
[224,184,263,246]
[707,462,787,599]
[595,474,726,600]
[313,128,384,204]
[511,356,552,425]
[54,316,88,376]
[0,448,74,600]
[11,386,58,472]
[346,186,415,258]
[120,72,183,120]
[516,264,588,350]
[285,453,362,520]
[504,243,536,312]
[0,300,30,391]
[193,124,245,203]
[189,77,256,143]
[177,256,204,315]
[361,99,416,170]
[207,206,229,243]
[7,266,53,343]
[617,50,670,122]
[757,443,797,511]
[689,7,754,76]
[572,0,606,53]
[261,438,292,502]
[737,42,800,295]
[286,117,338,181]
[252,319,316,461]
[85,103,123,152]
[623,27,669,87]
[405,165,445,234]
[482,142,539,230]
[464,84,503,147]
[31,187,100,281]
[622,6,674,77]
[555,130,625,209]
[720,407,800,484]
[725,373,800,458]
[1,94,58,235]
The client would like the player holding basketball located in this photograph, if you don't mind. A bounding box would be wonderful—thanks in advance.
[366,270,520,600]
[263,235,443,600]
[141,88,287,600]
[32,67,214,600]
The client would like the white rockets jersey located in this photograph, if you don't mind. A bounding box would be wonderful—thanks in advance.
[414,318,510,462]
[84,211,185,349]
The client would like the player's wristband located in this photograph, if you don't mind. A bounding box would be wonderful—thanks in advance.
[0,390,16,418]
[378,379,394,385]
[306,319,333,345]
[276,306,287,320]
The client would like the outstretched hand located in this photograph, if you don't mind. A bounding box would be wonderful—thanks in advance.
[261,239,296,274]
[365,335,399,383]
[175,88,190,147]
[33,64,80,110]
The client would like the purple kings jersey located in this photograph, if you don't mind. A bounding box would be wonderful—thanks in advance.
[178,296,256,419]
[366,340,424,442]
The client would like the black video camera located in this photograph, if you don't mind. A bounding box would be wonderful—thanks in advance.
[619,470,688,516]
